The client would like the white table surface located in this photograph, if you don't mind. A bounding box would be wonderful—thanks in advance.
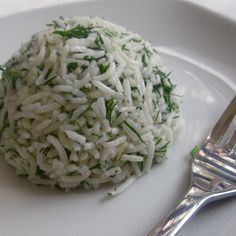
[0,0,236,22]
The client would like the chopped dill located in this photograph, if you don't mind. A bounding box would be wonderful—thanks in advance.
[54,25,94,39]
[129,38,142,43]
[95,32,104,48]
[138,161,144,172]
[44,68,53,80]
[154,137,162,146]
[78,104,92,118]
[67,62,78,73]
[80,86,91,93]
[37,64,45,71]
[143,45,153,59]
[98,63,109,74]
[81,65,88,72]
[119,73,126,82]
[155,141,170,157]
[122,44,129,52]
[0,65,17,89]
[36,166,49,179]
[154,110,160,122]
[83,56,95,62]
[190,145,200,158]
[153,66,177,112]
[44,75,57,85]
[105,98,117,125]
[141,54,148,67]
[123,120,146,144]
[47,20,60,28]
[107,131,115,141]
[104,28,117,37]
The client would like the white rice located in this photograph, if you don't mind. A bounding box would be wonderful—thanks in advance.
[0,16,181,195]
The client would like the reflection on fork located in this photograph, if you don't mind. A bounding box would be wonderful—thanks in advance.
[148,95,236,236]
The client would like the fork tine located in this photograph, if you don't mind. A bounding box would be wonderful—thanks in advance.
[225,130,236,152]
[208,96,236,145]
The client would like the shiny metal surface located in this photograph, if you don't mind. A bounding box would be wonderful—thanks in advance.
[148,95,236,236]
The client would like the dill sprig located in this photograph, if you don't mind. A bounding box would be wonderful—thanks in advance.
[123,120,146,144]
[107,131,115,141]
[67,62,78,73]
[0,65,17,89]
[36,166,49,179]
[105,98,117,125]
[104,28,117,37]
[44,68,53,80]
[129,38,142,43]
[83,56,95,62]
[122,44,129,52]
[95,32,104,48]
[143,45,153,59]
[190,145,200,158]
[141,54,148,67]
[54,25,94,39]
[78,104,92,118]
[153,66,177,112]
[155,141,170,157]
[98,63,109,74]
[138,161,144,172]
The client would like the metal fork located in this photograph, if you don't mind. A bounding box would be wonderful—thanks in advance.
[148,95,236,236]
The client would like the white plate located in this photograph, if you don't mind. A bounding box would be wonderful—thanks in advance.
[0,1,235,236]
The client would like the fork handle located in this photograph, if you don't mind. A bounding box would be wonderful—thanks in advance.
[147,186,207,236]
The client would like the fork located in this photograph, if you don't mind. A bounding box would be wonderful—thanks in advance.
[148,95,236,236]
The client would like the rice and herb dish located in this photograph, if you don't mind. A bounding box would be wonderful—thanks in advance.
[0,16,181,195]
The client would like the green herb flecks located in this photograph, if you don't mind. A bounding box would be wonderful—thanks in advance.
[54,25,94,39]
[67,62,78,73]
[122,44,129,52]
[142,54,148,67]
[154,137,162,146]
[95,33,104,48]
[138,161,144,172]
[77,104,92,119]
[119,73,126,82]
[131,86,141,95]
[37,64,45,71]
[153,66,177,112]
[81,65,88,72]
[123,120,146,144]
[0,65,17,89]
[80,86,91,93]
[83,56,96,62]
[143,45,153,59]
[44,68,53,80]
[155,141,170,158]
[154,110,161,122]
[129,38,142,43]
[0,111,9,139]
[104,28,117,37]
[44,75,57,85]
[107,131,115,141]
[105,98,117,125]
[36,166,49,179]
[190,145,200,158]
[98,63,109,74]
[47,20,60,28]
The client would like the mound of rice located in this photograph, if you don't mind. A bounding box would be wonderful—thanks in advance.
[0,16,181,195]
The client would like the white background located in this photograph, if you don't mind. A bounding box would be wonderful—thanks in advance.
[0,0,236,21]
